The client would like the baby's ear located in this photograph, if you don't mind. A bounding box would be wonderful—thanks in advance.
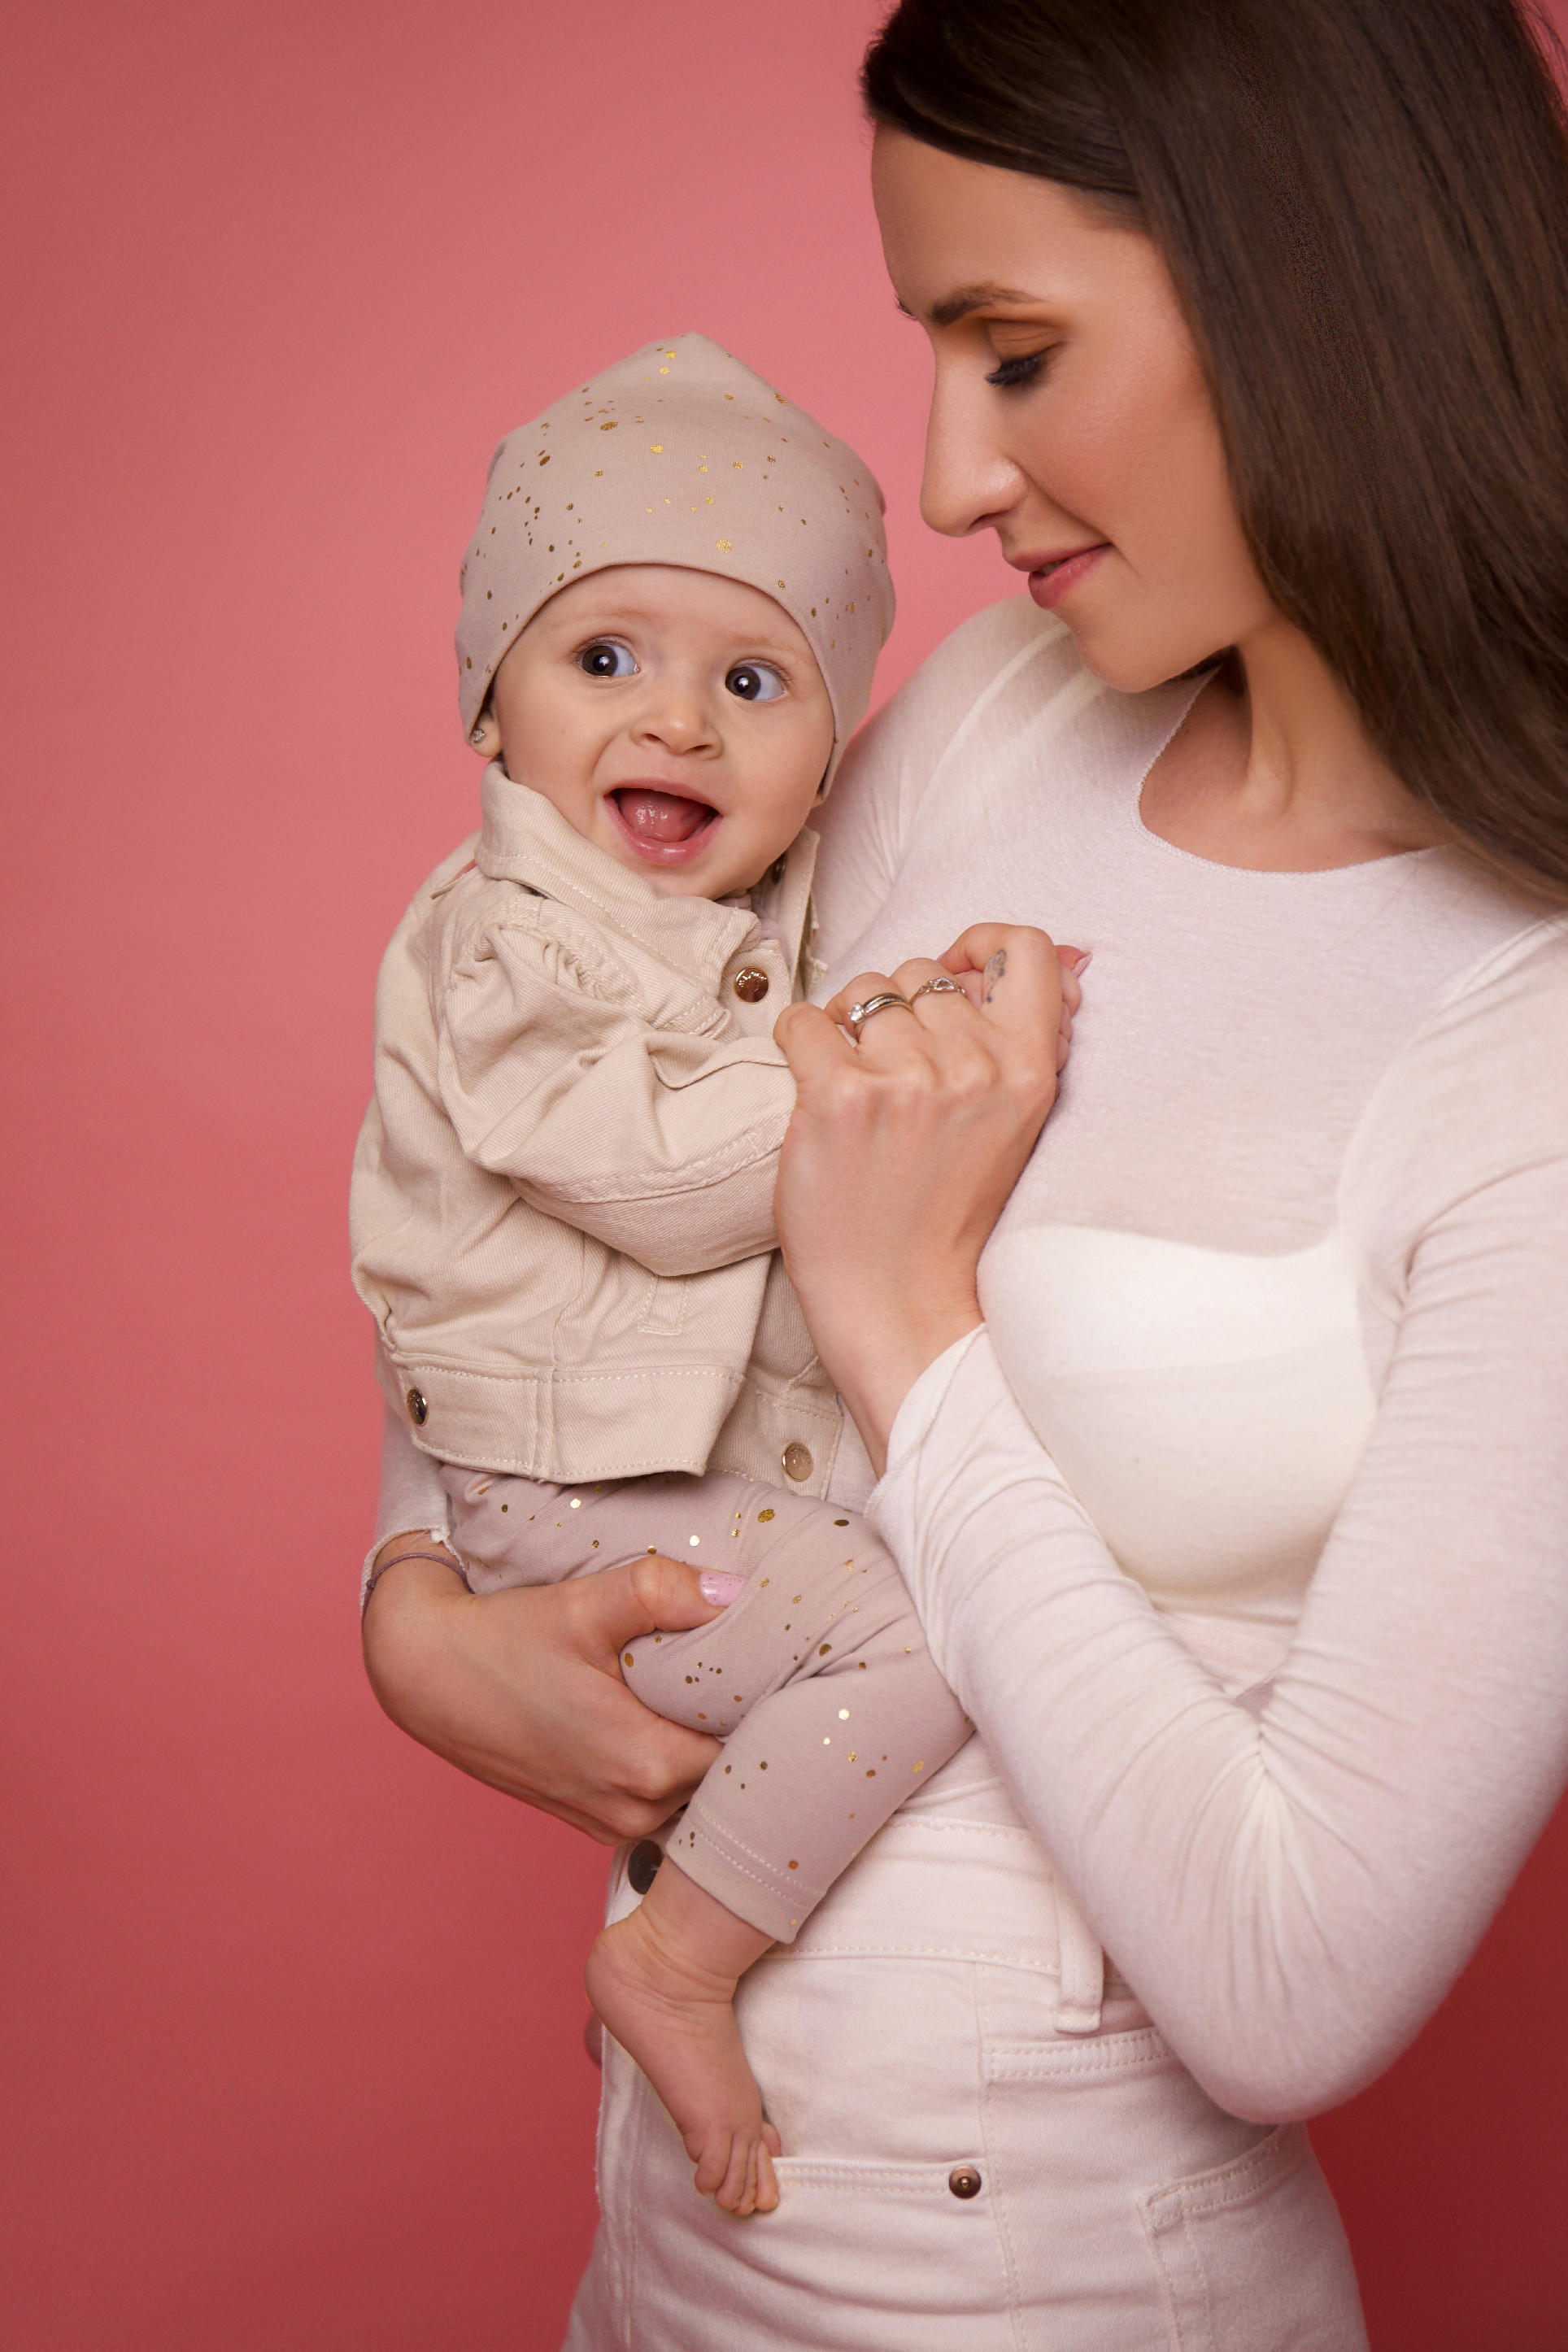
[467,704,503,762]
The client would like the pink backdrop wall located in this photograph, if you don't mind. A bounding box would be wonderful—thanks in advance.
[3,3,1566,2344]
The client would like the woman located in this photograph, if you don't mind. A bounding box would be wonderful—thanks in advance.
[364,0,1568,2340]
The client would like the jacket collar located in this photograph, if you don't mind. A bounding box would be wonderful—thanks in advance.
[475,763,818,991]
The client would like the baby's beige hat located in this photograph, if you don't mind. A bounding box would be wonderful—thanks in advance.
[456,333,895,786]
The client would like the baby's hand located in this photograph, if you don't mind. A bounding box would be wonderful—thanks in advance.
[941,933,1090,1071]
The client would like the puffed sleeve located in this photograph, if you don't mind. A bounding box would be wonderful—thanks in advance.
[432,909,795,1278]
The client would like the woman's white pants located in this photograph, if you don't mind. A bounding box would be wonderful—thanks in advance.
[564,1747,1366,2351]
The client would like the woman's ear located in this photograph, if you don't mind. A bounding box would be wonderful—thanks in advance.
[467,705,503,761]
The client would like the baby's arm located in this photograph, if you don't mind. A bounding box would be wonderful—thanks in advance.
[436,907,794,1276]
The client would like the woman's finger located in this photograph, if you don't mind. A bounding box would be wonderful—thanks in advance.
[819,968,922,1045]
[935,923,1069,1041]
[571,1551,740,1662]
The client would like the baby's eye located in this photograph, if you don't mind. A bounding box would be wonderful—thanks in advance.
[577,640,636,679]
[725,662,786,703]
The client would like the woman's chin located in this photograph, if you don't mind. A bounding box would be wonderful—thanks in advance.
[1065,623,1213,699]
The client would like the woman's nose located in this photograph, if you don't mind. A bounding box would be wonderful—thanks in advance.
[920,362,1026,541]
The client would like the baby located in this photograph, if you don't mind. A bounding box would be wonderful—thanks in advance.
[351,336,970,2217]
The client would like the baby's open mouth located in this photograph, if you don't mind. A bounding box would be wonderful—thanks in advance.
[608,786,721,863]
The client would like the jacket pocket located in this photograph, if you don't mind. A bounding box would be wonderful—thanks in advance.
[1137,2122,1367,2352]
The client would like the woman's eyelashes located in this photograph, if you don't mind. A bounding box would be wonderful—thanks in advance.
[577,638,637,679]
[986,347,1053,391]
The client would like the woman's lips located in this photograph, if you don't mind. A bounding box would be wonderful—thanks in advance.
[608,786,721,864]
[1024,543,1109,610]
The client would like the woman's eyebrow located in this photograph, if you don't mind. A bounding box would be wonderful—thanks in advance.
[918,281,1042,328]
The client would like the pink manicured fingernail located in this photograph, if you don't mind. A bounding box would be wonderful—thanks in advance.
[1068,949,1093,976]
[699,1571,747,1606]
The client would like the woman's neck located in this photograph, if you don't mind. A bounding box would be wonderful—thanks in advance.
[1139,615,1449,872]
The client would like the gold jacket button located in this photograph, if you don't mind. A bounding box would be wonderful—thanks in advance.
[948,2166,982,2199]
[406,1387,429,1426]
[732,965,770,1003]
[781,1442,812,1481]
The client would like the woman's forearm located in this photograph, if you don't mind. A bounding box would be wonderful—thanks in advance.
[871,1220,1568,2122]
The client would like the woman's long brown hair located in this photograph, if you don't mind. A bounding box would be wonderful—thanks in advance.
[865,0,1568,901]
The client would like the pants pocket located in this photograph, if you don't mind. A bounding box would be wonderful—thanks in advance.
[1137,2123,1367,2352]
[978,2004,1365,2352]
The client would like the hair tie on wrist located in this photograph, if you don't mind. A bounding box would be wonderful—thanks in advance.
[363,1548,469,1609]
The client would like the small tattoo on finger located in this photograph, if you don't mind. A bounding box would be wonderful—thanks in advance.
[984,948,1007,1004]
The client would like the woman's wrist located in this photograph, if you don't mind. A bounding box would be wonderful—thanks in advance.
[828,1292,982,1477]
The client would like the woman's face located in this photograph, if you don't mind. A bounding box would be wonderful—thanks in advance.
[872,128,1274,692]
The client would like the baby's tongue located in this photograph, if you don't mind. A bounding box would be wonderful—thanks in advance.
[614,788,712,844]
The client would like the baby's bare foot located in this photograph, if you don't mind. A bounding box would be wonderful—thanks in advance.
[586,1861,778,2215]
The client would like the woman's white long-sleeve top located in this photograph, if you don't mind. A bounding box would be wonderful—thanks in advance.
[807,599,1568,2125]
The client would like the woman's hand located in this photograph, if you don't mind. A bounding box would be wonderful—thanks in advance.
[773,925,1082,1474]
[362,1548,727,1845]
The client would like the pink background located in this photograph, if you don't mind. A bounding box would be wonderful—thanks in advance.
[4,2,1566,2343]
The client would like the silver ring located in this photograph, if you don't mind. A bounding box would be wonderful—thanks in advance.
[846,990,914,1043]
[910,974,963,1001]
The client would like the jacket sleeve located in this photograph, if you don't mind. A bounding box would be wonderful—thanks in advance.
[433,908,792,1278]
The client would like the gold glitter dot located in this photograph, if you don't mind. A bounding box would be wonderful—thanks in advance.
[689,1536,700,1547]
[716,538,731,551]
[623,1653,634,1666]
[599,422,617,431]
[788,1859,798,1869]
[913,1762,925,1772]
[834,1519,848,1527]
[838,1710,850,1720]
[819,1643,831,1656]
[758,1510,774,1523]
[569,1497,581,1509]
[847,1751,856,1762]
[651,443,664,452]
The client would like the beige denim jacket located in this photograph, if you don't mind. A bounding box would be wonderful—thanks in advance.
[350,764,843,1496]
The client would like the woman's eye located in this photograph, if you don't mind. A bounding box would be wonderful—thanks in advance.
[725,662,786,703]
[577,641,636,679]
[986,349,1052,391]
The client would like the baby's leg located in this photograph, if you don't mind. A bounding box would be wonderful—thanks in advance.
[441,1466,969,2215]
[438,1462,645,1588]
[618,1483,972,1941]
[583,1479,969,2212]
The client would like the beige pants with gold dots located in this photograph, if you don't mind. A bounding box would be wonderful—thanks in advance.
[440,1465,971,1944]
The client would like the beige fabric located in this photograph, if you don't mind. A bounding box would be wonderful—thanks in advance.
[439,1463,970,1945]
[455,333,894,786]
[350,764,841,1488]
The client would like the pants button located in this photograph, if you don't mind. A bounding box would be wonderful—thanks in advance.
[781,1442,812,1481]
[628,1840,664,1895]
[405,1387,428,1426]
[948,2166,983,2199]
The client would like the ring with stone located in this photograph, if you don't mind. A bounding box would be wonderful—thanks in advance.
[910,974,964,1002]
[846,990,915,1043]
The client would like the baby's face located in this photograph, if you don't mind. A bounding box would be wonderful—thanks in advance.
[477,565,835,898]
